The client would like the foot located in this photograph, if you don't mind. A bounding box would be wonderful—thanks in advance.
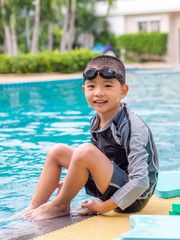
[22,205,36,214]
[22,201,70,220]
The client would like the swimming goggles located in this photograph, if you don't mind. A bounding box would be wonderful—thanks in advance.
[83,67,125,85]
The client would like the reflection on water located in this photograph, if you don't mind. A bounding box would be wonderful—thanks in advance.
[0,71,180,237]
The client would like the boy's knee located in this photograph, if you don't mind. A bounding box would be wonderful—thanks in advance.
[47,143,69,160]
[72,143,95,163]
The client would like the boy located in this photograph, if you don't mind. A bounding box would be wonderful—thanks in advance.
[23,56,158,220]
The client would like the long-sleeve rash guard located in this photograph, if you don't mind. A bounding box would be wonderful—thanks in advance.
[90,103,158,210]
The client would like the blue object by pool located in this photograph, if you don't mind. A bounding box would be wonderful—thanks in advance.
[172,201,180,213]
[92,42,103,53]
[169,201,180,215]
[169,209,180,215]
[102,43,116,56]
[155,171,180,198]
[120,215,180,240]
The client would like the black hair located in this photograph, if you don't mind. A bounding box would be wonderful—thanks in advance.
[85,55,126,84]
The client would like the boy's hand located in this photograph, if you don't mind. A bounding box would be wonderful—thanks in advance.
[79,199,102,215]
[79,198,118,215]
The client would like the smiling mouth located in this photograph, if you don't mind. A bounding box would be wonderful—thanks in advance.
[94,100,108,104]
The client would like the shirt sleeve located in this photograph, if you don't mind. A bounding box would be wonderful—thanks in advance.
[111,112,150,210]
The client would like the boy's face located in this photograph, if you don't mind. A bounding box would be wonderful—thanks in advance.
[82,65,128,120]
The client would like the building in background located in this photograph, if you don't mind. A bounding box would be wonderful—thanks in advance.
[96,0,180,63]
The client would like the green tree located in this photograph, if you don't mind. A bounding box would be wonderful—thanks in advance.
[0,0,33,55]
[75,1,109,48]
[60,0,70,52]
[67,0,76,51]
[31,0,40,54]
[106,0,115,16]
[1,0,12,55]
[60,0,110,52]
[40,0,62,51]
[0,0,117,55]
[23,0,34,51]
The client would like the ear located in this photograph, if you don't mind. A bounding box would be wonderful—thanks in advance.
[121,84,129,99]
[82,85,85,93]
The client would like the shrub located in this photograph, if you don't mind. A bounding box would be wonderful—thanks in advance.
[0,49,99,74]
[117,32,168,60]
[94,32,167,61]
[9,54,51,74]
[0,54,11,73]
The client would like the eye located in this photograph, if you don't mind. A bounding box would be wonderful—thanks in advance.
[87,84,95,88]
[105,84,113,88]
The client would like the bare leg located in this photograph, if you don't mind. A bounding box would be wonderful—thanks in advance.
[28,144,74,209]
[23,143,113,220]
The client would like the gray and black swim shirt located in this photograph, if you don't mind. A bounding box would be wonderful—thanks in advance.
[90,103,159,210]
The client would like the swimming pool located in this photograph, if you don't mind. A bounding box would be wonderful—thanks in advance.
[0,69,180,234]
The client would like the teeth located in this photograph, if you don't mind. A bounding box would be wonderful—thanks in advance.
[95,101,106,103]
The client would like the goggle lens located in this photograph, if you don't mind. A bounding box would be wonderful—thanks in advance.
[84,68,97,80]
[99,67,115,79]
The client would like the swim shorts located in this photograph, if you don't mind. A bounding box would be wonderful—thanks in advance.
[85,161,153,213]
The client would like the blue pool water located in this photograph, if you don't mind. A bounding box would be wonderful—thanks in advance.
[0,70,180,229]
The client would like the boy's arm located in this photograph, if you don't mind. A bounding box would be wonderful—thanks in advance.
[111,111,158,211]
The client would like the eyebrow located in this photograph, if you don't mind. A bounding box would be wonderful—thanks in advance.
[102,79,115,84]
[85,80,96,84]
[85,79,116,85]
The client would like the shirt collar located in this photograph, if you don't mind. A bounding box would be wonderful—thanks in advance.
[90,103,125,133]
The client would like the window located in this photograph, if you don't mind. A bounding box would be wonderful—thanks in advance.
[151,21,159,32]
[138,22,147,32]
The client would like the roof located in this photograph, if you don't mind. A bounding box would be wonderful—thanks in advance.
[96,0,180,16]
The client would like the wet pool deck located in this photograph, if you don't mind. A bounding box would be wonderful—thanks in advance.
[0,214,92,240]
[0,62,180,84]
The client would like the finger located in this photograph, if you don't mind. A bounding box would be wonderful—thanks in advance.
[81,200,91,208]
[81,203,89,209]
[79,209,90,215]
[79,209,96,216]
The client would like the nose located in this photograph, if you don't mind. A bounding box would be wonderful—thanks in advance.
[94,86,104,97]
